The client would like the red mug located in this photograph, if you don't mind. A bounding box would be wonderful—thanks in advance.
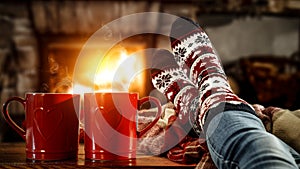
[2,93,80,161]
[84,92,162,160]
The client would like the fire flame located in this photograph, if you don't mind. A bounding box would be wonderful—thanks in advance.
[94,50,128,90]
[70,45,146,95]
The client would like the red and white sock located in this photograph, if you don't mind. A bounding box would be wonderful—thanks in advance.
[170,17,255,129]
[151,49,201,133]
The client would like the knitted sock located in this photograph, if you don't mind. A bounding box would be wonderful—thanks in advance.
[151,49,201,134]
[170,17,255,130]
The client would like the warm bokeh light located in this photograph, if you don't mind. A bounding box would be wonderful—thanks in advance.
[72,44,146,95]
[93,47,145,92]
[94,49,128,88]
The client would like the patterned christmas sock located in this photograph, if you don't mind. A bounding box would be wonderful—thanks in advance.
[170,17,255,130]
[151,49,201,134]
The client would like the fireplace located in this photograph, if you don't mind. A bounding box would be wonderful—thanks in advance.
[38,34,161,98]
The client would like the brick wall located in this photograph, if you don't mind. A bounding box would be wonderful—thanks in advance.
[0,3,39,142]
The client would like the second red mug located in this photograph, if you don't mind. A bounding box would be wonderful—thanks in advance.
[84,92,162,161]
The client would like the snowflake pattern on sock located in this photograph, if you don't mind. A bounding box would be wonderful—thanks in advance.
[152,64,199,126]
[170,17,255,129]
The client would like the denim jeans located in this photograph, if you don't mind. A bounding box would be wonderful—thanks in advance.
[206,110,300,169]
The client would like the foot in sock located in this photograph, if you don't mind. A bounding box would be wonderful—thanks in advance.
[151,49,202,134]
[169,17,255,129]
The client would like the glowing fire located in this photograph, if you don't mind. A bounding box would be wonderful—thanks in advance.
[70,45,146,95]
[95,48,144,92]
[94,49,129,90]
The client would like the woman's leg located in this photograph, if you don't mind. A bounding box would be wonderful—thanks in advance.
[206,110,299,169]
[166,16,299,168]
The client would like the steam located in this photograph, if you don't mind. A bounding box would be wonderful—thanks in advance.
[48,54,73,93]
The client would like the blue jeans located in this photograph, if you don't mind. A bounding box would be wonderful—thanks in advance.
[206,110,300,169]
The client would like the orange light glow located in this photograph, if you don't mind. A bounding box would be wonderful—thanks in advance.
[67,87,73,94]
[71,43,147,96]
[93,47,145,92]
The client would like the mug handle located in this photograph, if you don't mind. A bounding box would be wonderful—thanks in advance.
[137,96,162,138]
[2,97,26,140]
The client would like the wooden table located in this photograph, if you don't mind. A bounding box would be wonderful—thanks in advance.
[0,142,196,168]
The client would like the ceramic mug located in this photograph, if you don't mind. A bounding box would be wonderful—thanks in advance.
[2,93,80,161]
[84,92,162,160]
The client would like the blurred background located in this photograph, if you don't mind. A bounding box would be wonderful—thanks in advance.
[0,0,299,142]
